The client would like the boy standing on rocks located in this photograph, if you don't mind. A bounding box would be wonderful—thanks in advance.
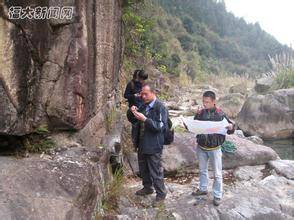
[192,91,235,206]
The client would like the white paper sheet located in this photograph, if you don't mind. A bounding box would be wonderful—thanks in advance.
[181,116,229,135]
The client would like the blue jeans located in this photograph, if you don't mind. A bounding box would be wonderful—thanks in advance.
[197,146,223,199]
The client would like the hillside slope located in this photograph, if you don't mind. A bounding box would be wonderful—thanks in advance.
[123,0,293,79]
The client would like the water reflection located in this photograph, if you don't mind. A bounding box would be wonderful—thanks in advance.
[264,138,294,160]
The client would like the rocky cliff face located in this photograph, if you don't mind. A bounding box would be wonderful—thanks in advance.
[0,0,122,145]
[0,1,123,218]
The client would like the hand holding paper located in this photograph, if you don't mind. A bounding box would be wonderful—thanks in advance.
[180,116,229,135]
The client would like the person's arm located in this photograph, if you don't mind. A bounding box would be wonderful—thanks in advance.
[225,115,235,135]
[144,106,167,133]
[127,108,138,124]
[124,82,135,100]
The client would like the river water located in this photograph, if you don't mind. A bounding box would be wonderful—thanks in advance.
[264,138,294,160]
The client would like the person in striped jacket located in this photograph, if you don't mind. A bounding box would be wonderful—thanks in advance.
[192,90,235,206]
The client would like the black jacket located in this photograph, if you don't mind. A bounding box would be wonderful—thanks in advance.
[194,107,235,150]
[127,99,168,154]
[124,80,143,108]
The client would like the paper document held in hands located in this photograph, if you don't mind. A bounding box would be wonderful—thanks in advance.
[181,116,229,135]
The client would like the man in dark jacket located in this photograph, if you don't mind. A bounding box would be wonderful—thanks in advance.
[127,84,168,206]
[192,91,235,206]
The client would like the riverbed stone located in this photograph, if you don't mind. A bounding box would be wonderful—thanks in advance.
[224,134,278,169]
[268,160,294,180]
[115,172,294,220]
[246,135,264,144]
[233,165,265,181]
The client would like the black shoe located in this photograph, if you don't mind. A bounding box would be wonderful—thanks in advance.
[192,189,208,196]
[213,197,221,206]
[152,195,166,207]
[135,188,154,196]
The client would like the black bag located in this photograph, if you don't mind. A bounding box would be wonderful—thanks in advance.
[164,116,174,145]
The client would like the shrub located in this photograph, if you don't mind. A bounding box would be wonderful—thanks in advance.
[24,137,55,153]
[271,68,294,90]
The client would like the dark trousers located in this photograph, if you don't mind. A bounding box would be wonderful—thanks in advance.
[131,125,137,149]
[137,151,166,198]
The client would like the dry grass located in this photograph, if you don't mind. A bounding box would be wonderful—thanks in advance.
[100,168,125,215]
[204,73,254,92]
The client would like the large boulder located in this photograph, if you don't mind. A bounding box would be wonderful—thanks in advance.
[223,134,278,168]
[218,93,246,118]
[0,0,122,143]
[124,131,278,175]
[255,76,274,93]
[246,135,264,144]
[121,119,196,176]
[237,89,294,139]
[0,146,110,219]
[229,83,248,95]
[162,132,197,174]
[123,132,198,176]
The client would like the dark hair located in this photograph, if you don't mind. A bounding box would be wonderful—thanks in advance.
[203,90,216,100]
[138,70,148,80]
[132,69,148,80]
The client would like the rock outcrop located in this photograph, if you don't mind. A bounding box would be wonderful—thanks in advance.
[218,93,246,118]
[124,130,278,175]
[269,160,294,180]
[0,146,110,219]
[115,162,294,219]
[254,76,274,93]
[237,88,294,139]
[223,134,278,168]
[0,0,122,145]
[0,0,123,219]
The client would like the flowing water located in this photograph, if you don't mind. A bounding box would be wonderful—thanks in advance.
[264,138,294,160]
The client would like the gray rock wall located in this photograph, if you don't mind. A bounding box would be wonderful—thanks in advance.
[0,0,122,145]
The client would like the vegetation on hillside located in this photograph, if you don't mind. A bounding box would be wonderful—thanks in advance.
[269,53,294,90]
[272,68,294,89]
[122,0,294,81]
